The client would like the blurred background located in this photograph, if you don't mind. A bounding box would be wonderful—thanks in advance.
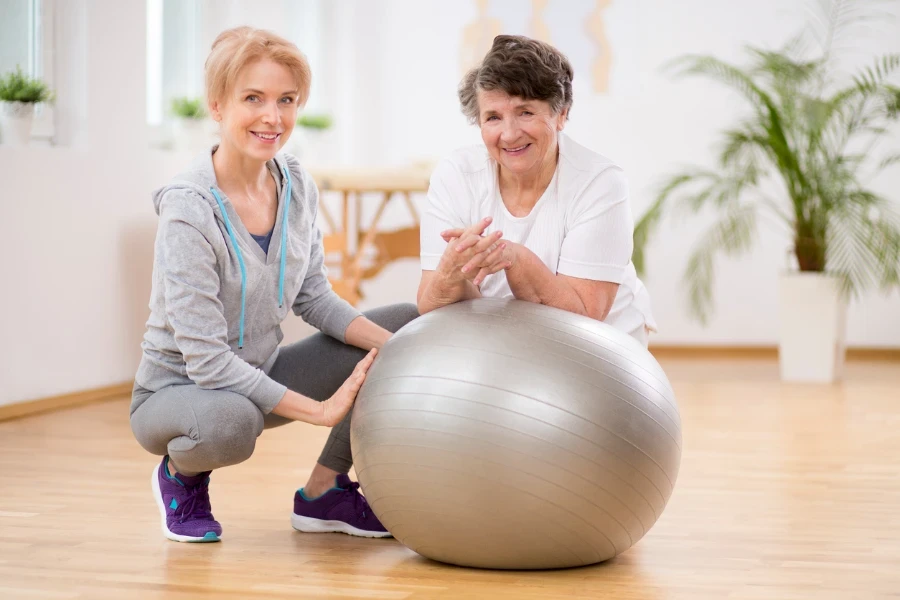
[1,0,898,410]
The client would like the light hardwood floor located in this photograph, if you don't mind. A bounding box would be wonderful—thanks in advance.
[1,357,898,599]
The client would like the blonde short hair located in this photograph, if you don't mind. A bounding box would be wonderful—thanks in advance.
[205,26,311,105]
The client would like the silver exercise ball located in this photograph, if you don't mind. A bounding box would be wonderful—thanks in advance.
[350,298,681,570]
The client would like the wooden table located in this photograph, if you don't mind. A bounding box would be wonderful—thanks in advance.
[308,165,432,305]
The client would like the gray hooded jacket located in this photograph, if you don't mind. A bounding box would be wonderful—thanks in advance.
[133,148,361,414]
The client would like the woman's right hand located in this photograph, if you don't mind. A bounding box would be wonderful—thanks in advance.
[437,217,505,285]
[439,217,512,287]
[317,348,378,427]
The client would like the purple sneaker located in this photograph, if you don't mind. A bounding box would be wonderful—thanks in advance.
[291,474,391,538]
[151,456,222,542]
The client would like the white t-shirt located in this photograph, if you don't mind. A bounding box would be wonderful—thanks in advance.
[420,133,656,335]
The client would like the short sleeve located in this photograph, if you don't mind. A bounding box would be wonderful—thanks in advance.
[420,158,468,271]
[557,166,634,284]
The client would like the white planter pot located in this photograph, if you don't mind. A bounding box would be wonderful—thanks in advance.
[293,128,331,166]
[778,272,847,383]
[171,117,210,153]
[0,101,35,146]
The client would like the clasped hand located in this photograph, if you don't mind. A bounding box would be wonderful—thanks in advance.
[438,217,517,287]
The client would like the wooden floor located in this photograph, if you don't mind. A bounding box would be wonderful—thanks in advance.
[1,357,899,599]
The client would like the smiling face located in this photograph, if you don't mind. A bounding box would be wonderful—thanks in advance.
[477,89,567,178]
[209,58,300,162]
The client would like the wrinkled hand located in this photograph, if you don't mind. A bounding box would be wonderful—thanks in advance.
[440,218,516,286]
[319,348,377,427]
[437,218,497,277]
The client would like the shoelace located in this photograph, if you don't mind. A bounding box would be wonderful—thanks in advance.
[340,480,372,520]
[175,482,213,524]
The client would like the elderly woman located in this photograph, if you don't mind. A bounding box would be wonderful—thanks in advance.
[418,35,655,344]
[131,26,417,543]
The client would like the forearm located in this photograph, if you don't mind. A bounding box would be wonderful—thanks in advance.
[293,288,362,342]
[179,342,288,412]
[270,389,324,424]
[417,268,481,314]
[344,315,392,350]
[506,247,588,316]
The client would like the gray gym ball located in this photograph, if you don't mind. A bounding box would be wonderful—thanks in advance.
[350,298,682,570]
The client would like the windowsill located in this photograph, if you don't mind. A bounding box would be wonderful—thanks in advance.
[0,139,56,152]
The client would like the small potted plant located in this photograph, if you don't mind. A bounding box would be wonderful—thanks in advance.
[0,66,54,146]
[170,96,209,153]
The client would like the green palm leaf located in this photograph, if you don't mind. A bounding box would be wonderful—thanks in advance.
[685,205,759,323]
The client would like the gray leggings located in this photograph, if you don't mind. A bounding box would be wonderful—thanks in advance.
[130,303,419,475]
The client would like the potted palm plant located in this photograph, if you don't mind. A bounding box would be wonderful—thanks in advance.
[633,1,900,382]
[170,96,209,153]
[0,66,54,146]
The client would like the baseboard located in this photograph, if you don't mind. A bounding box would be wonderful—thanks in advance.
[0,381,133,422]
[1,345,898,422]
[649,345,900,361]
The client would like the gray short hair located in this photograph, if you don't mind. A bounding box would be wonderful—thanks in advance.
[458,35,574,125]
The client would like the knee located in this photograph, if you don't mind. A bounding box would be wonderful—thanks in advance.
[370,302,419,333]
[396,302,420,325]
[175,396,264,470]
[130,412,168,457]
[211,413,263,466]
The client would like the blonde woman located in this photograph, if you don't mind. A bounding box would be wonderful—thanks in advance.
[131,27,417,543]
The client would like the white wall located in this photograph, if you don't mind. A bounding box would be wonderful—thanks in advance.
[351,0,900,346]
[1,1,150,406]
[0,0,898,407]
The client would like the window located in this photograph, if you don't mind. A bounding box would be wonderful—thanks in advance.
[146,0,326,141]
[0,0,55,141]
[0,0,36,76]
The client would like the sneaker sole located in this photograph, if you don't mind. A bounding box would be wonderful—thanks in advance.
[291,513,393,538]
[151,463,221,543]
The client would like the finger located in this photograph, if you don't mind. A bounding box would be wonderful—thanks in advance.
[473,260,510,287]
[353,349,378,377]
[467,236,507,271]
[353,363,372,378]
[345,373,365,396]
[471,230,503,254]
[455,217,492,246]
[475,259,511,285]
[460,243,498,274]
[353,363,370,380]
[471,243,507,285]
[440,228,465,241]
[455,232,484,253]
[357,348,377,367]
[467,216,493,236]
[473,266,490,287]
